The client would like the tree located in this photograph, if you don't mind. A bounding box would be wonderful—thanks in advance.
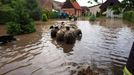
[121,0,134,11]
[6,0,36,35]
[25,0,42,20]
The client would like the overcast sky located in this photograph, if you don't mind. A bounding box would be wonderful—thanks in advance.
[54,0,123,7]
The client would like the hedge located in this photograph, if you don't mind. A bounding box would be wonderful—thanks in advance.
[123,11,134,23]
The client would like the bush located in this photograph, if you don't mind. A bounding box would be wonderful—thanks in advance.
[26,0,41,21]
[49,11,59,19]
[1,0,11,4]
[6,22,22,35]
[31,8,42,20]
[5,0,36,35]
[0,5,15,24]
[131,12,134,23]
[20,22,36,34]
[42,10,60,19]
[42,14,48,21]
[89,14,96,21]
[96,12,101,17]
[42,9,50,19]
[6,22,35,35]
[123,11,134,23]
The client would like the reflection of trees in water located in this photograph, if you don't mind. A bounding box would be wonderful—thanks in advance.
[98,18,123,29]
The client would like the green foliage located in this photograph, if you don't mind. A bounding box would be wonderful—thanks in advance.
[42,14,48,21]
[6,22,22,35]
[49,11,59,19]
[89,14,96,21]
[3,0,36,35]
[109,4,122,15]
[1,0,12,4]
[42,9,50,18]
[0,4,15,24]
[31,8,42,20]
[6,22,35,35]
[20,22,36,34]
[25,0,41,20]
[121,0,134,11]
[96,12,101,17]
[113,10,121,15]
[131,13,134,23]
[42,9,59,19]
[0,0,41,24]
[123,11,134,23]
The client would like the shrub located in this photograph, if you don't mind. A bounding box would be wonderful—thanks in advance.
[0,5,15,24]
[42,9,50,19]
[49,11,59,19]
[6,22,22,35]
[131,12,134,23]
[89,14,96,21]
[123,11,134,23]
[31,8,42,20]
[1,0,11,4]
[6,22,36,35]
[6,0,36,35]
[20,22,36,34]
[42,10,60,19]
[42,14,48,21]
[96,12,101,17]
[25,0,41,20]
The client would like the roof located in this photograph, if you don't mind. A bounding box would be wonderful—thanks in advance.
[81,6,89,11]
[62,0,81,9]
[72,1,81,9]
[100,0,120,12]
[88,4,101,8]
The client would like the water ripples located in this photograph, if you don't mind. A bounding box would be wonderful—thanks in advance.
[0,19,134,75]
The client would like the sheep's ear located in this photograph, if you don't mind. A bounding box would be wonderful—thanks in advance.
[50,26,53,29]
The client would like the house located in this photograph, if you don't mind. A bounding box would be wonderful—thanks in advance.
[88,4,101,15]
[99,0,121,18]
[61,0,81,16]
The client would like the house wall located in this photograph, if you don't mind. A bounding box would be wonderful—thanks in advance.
[76,9,81,16]
[62,8,75,15]
[62,8,81,16]
[88,5,101,15]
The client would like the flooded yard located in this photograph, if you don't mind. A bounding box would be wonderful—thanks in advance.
[0,18,134,75]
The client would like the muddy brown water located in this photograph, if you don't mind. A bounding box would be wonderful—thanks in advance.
[0,18,134,75]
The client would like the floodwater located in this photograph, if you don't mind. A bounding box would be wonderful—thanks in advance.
[0,18,134,75]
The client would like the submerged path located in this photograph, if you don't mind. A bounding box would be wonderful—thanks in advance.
[0,18,134,75]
